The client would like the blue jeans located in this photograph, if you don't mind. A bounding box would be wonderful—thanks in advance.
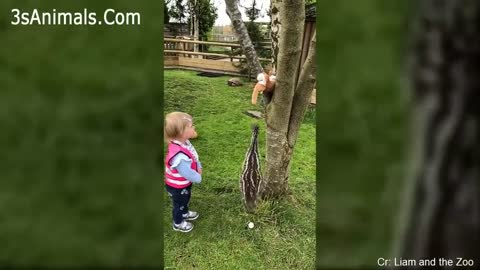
[166,184,192,224]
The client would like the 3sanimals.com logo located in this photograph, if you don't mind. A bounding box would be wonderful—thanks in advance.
[11,9,141,26]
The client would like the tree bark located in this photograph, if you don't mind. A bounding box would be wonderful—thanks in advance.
[395,0,480,266]
[270,0,280,73]
[265,0,304,131]
[193,0,199,52]
[188,0,194,36]
[261,0,281,105]
[260,128,294,198]
[287,31,316,147]
[225,0,264,75]
[261,0,305,199]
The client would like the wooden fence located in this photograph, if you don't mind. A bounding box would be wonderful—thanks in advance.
[164,38,271,76]
[163,37,316,104]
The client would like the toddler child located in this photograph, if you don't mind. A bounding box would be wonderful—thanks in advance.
[164,112,203,232]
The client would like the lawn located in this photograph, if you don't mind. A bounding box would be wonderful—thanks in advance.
[316,0,411,267]
[163,70,316,269]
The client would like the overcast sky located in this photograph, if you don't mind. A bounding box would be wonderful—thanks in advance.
[214,0,270,25]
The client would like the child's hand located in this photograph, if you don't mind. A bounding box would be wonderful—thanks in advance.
[198,168,203,174]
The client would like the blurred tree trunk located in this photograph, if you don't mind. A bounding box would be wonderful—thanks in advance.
[396,0,480,266]
[226,0,316,200]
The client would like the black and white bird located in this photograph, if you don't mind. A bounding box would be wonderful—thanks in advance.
[240,124,263,212]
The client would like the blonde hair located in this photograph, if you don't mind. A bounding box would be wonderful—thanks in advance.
[164,112,193,142]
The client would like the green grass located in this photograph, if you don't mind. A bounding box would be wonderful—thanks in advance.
[316,0,411,267]
[0,1,163,267]
[164,70,316,269]
[207,45,232,53]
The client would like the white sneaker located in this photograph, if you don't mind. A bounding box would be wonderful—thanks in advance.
[182,210,199,221]
[173,220,193,232]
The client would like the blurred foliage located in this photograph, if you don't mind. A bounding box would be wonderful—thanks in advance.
[0,0,164,267]
[316,0,411,267]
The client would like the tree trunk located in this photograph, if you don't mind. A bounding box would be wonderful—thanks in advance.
[193,0,199,53]
[261,0,305,199]
[262,0,281,105]
[226,0,316,201]
[225,0,264,75]
[260,128,294,198]
[270,0,280,73]
[188,0,194,37]
[395,0,480,266]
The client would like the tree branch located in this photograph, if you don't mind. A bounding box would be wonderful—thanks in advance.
[287,31,316,147]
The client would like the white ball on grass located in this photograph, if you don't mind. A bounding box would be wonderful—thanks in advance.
[248,222,254,229]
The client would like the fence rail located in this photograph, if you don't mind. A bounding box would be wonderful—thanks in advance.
[164,50,270,62]
[164,38,242,48]
[164,38,272,76]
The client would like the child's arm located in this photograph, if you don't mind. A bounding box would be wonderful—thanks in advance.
[176,160,202,183]
[185,141,202,173]
[170,153,201,183]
